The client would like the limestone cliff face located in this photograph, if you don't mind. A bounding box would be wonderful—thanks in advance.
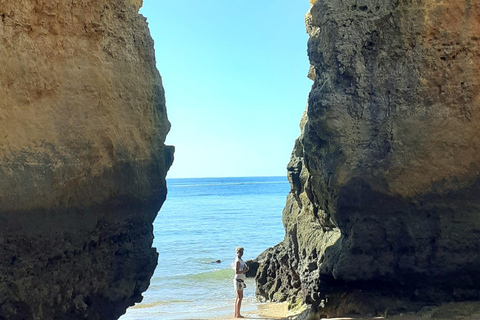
[0,1,173,319]
[257,0,480,317]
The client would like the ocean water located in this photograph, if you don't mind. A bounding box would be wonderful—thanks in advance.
[120,176,290,320]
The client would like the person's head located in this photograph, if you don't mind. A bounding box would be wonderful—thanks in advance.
[236,246,244,257]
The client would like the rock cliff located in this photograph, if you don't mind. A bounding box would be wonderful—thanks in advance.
[256,0,480,317]
[0,1,173,319]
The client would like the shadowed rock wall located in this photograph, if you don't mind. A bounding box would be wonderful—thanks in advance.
[256,0,480,317]
[0,0,173,319]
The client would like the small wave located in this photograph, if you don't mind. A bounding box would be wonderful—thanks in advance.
[131,299,192,309]
[152,268,234,283]
[183,268,233,281]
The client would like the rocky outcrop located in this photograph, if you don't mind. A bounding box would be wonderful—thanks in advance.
[256,0,480,318]
[0,1,173,319]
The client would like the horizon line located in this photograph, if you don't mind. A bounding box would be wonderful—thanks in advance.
[166,175,288,180]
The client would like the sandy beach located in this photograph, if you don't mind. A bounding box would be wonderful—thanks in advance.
[212,302,293,320]
[211,300,480,320]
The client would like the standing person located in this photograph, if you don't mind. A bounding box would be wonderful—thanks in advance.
[234,246,249,318]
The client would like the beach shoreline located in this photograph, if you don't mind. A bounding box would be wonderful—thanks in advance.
[211,301,295,320]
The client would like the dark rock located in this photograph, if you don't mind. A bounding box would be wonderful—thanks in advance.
[256,0,480,318]
[246,247,271,278]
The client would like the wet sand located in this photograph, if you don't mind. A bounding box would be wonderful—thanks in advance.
[212,302,294,320]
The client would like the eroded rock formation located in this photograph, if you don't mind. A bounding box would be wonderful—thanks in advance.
[0,0,173,319]
[256,0,480,317]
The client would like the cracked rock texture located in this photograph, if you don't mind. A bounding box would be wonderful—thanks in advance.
[256,0,480,318]
[0,0,173,319]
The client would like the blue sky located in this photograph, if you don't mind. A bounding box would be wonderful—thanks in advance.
[140,1,312,178]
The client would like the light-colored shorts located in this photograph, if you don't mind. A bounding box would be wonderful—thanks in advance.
[234,278,245,291]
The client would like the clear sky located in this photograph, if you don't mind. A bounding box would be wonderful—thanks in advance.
[140,1,312,179]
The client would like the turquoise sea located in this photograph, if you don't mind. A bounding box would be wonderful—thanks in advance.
[120,176,290,320]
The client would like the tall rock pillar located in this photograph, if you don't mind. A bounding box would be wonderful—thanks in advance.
[256,0,480,317]
[0,1,173,319]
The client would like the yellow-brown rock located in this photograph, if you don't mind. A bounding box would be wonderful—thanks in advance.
[0,0,173,319]
[256,0,480,318]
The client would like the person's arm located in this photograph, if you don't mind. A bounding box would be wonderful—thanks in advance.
[236,261,249,275]
[236,261,241,275]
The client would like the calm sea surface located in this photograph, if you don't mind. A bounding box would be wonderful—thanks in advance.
[120,176,290,320]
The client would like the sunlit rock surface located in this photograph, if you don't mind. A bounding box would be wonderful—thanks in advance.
[256,1,480,317]
[0,0,173,319]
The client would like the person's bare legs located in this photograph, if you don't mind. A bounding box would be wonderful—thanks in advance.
[234,289,244,318]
